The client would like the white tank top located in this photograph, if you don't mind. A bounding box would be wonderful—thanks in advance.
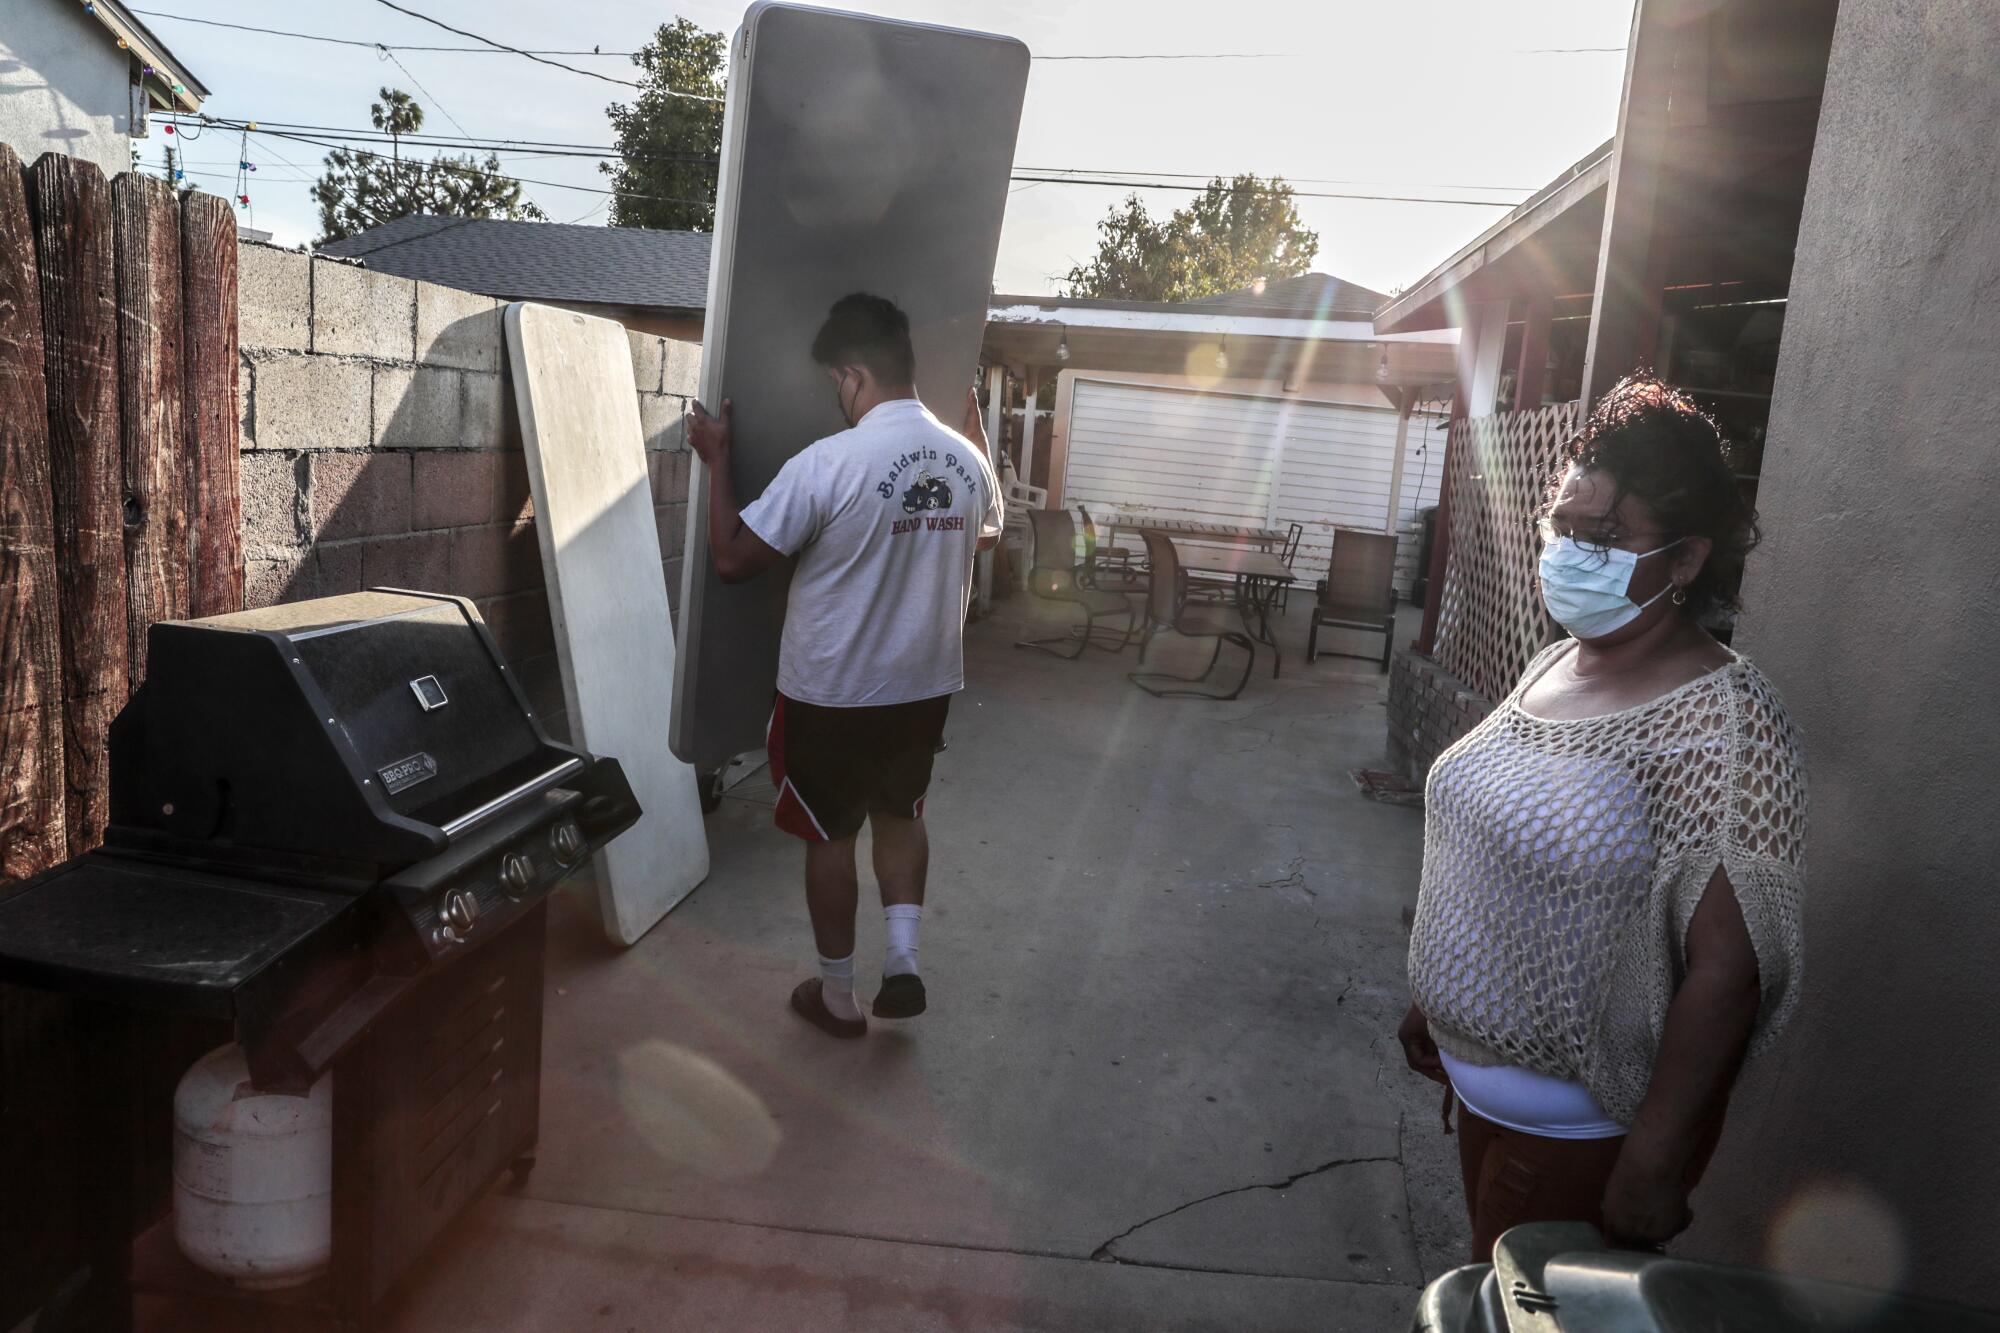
[1440,1050,1625,1139]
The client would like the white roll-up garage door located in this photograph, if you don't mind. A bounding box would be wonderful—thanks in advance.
[1062,379,1444,592]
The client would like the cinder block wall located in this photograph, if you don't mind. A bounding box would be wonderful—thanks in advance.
[235,242,697,743]
[1385,649,1492,782]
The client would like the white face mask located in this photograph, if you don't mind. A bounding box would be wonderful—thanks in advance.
[1539,535,1685,639]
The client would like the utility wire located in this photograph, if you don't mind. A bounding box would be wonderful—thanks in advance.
[253,126,716,207]
[368,0,720,99]
[376,45,476,142]
[195,116,1527,206]
[131,9,1616,62]
[128,7,633,54]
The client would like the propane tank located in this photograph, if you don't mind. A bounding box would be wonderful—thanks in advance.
[172,1044,333,1289]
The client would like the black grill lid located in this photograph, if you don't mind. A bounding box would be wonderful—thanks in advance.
[111,590,580,870]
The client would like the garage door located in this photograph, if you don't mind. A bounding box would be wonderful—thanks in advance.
[1062,380,1444,591]
[1063,380,1281,526]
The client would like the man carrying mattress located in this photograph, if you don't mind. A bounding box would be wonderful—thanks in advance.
[685,292,1003,1038]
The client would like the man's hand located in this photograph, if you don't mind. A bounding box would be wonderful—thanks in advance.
[1602,1146,1694,1248]
[959,386,989,454]
[1398,1004,1448,1085]
[687,399,732,469]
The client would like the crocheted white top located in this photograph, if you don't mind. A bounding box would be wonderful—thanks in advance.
[1407,640,1807,1125]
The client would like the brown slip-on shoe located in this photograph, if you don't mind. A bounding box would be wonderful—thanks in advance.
[791,978,866,1039]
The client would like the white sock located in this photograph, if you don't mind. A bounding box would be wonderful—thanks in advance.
[884,904,921,978]
[819,952,862,1021]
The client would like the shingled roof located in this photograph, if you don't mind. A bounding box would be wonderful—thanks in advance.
[1183,272,1389,321]
[316,216,712,311]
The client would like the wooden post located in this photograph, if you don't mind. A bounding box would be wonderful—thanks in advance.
[30,153,129,859]
[0,145,67,880]
[1459,300,1510,417]
[181,191,243,618]
[1384,389,1414,535]
[1580,0,1706,411]
[113,174,188,683]
[1515,294,1552,410]
[983,362,1006,476]
[1414,389,1468,655]
[1018,366,1040,491]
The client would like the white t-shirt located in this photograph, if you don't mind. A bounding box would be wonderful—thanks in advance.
[739,397,1003,707]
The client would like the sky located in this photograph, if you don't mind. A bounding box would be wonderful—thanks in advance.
[135,0,1634,297]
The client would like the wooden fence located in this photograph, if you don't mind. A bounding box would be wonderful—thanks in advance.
[0,146,243,1326]
[1430,401,1579,702]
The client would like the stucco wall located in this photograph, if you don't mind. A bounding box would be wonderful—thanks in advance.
[1682,1,2000,1305]
[0,3,134,179]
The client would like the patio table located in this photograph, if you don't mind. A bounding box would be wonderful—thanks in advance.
[1169,542,1296,677]
[1102,511,1287,550]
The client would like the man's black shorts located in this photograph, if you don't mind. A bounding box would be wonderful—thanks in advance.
[766,692,952,842]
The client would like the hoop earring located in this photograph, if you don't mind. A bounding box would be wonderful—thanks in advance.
[1671,585,1689,607]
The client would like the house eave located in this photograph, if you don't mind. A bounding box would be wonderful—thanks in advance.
[1374,140,1613,335]
[89,0,209,114]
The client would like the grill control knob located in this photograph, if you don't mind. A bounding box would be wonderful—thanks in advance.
[550,821,584,866]
[442,889,479,933]
[498,852,535,900]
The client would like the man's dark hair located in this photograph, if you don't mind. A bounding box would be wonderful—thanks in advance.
[1558,371,1762,619]
[811,293,916,386]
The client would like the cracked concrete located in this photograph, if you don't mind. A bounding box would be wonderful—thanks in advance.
[1090,1153,1414,1284]
[362,598,1460,1332]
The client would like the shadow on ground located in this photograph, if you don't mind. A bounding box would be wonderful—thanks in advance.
[376,596,1465,1332]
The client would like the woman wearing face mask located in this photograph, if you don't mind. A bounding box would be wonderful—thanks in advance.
[1398,373,1806,1259]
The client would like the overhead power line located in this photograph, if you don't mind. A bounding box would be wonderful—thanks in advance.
[375,46,476,141]
[368,0,722,98]
[129,7,632,53]
[250,126,717,208]
[130,9,1614,63]
[196,116,1527,207]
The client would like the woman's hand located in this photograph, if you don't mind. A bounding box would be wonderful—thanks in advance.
[1398,1004,1448,1085]
[1602,1146,1694,1247]
[687,398,732,468]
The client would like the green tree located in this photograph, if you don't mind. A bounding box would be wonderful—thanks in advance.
[601,18,728,230]
[313,88,545,244]
[1064,175,1319,302]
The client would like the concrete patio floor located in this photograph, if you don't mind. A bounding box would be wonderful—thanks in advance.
[383,596,1466,1332]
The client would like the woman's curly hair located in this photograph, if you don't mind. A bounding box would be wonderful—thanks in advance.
[1559,372,1762,620]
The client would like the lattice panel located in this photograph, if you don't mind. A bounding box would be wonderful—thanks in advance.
[1432,402,1580,702]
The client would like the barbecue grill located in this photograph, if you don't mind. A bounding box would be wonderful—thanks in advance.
[0,590,642,1332]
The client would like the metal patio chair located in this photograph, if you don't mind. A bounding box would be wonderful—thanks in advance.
[1274,522,1305,614]
[1129,530,1256,700]
[1307,528,1399,671]
[1076,506,1147,596]
[1014,508,1139,659]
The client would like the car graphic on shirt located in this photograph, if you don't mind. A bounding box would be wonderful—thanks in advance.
[901,471,954,514]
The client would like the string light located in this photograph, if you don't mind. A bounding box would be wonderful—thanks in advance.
[1055,324,1071,362]
[1215,338,1229,372]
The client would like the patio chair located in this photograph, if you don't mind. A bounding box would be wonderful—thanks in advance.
[1307,529,1399,671]
[1129,530,1256,700]
[1075,506,1147,596]
[1274,522,1305,614]
[1014,508,1138,659]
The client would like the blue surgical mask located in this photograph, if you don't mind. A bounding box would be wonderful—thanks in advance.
[1539,535,1685,639]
